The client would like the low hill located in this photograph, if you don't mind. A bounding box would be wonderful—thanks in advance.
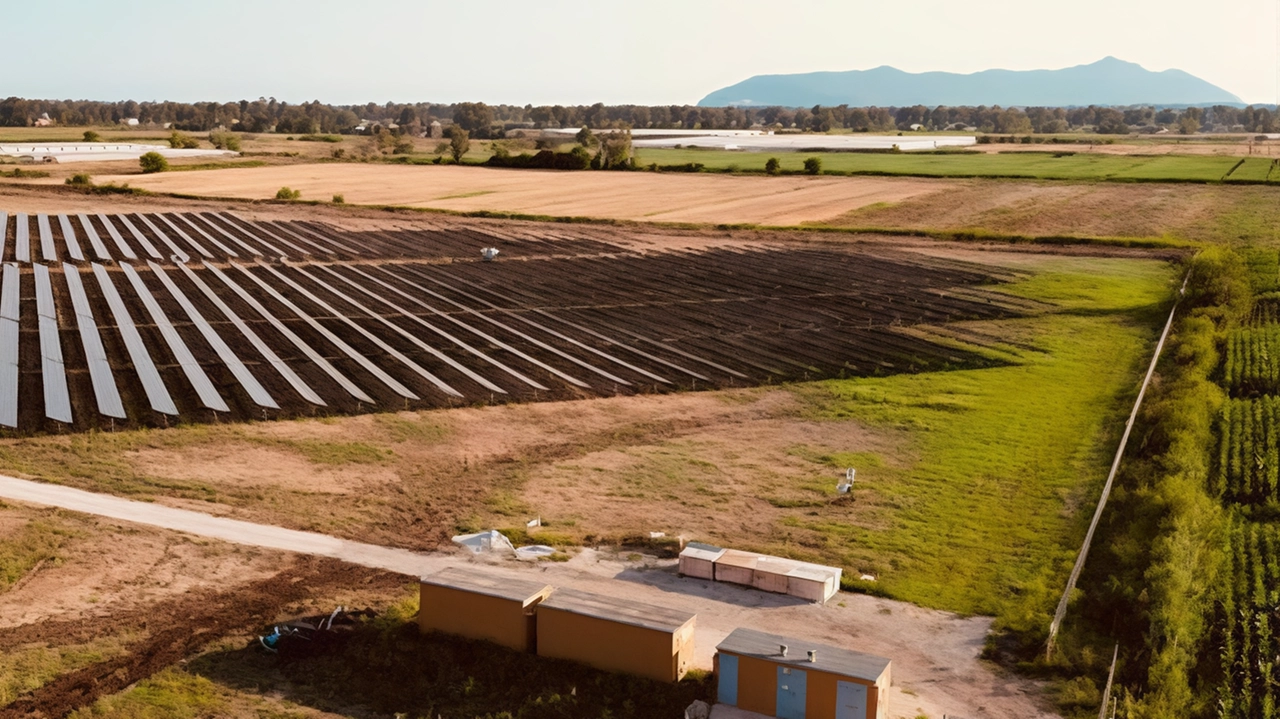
[698,57,1242,108]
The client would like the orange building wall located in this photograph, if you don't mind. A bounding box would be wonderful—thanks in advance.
[418,584,536,652]
[536,608,693,682]
[727,653,883,719]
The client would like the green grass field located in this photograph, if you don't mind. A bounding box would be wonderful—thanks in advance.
[790,257,1176,616]
[634,147,1279,183]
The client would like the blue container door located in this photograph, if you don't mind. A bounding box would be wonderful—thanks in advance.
[836,681,868,719]
[718,654,739,706]
[776,666,807,719]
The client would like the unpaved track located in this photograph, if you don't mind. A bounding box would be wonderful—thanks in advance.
[0,473,1057,719]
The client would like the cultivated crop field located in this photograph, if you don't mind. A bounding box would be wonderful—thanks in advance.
[80,163,944,225]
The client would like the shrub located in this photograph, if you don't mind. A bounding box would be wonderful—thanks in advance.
[82,130,101,142]
[65,173,93,187]
[765,157,781,175]
[298,134,343,143]
[803,156,822,174]
[275,186,301,200]
[332,194,345,204]
[331,148,345,159]
[168,131,199,149]
[138,152,168,173]
[392,140,415,155]
[208,130,241,151]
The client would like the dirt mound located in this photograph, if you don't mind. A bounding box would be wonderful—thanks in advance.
[0,556,403,719]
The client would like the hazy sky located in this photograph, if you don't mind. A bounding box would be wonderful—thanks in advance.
[3,0,1275,105]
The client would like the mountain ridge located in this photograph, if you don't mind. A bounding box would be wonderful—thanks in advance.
[698,57,1242,108]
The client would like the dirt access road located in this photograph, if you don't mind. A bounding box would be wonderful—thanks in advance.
[0,473,1055,719]
[84,163,946,225]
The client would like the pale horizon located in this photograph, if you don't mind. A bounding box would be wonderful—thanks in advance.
[0,0,1275,106]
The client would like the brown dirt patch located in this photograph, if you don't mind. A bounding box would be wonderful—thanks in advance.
[84,163,947,225]
[0,556,403,719]
[127,445,396,495]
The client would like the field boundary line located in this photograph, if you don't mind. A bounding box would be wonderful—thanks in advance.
[1045,271,1189,658]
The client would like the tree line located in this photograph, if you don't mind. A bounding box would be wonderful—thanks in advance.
[1,96,1276,136]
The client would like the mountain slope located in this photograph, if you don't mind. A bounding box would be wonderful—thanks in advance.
[698,57,1242,108]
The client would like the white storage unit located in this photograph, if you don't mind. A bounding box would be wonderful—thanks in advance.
[678,542,726,580]
[686,547,843,604]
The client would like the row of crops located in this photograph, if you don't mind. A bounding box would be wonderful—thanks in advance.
[1215,520,1280,718]
[1212,260,1280,717]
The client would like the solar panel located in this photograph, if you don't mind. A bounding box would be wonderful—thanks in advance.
[0,212,7,262]
[187,213,260,256]
[252,263,436,398]
[57,215,84,262]
[0,263,19,427]
[135,214,190,262]
[332,265,548,391]
[153,214,212,259]
[97,214,137,259]
[171,214,237,258]
[33,265,72,423]
[217,213,308,257]
[15,213,30,262]
[310,264,510,393]
[174,262,322,405]
[401,264,643,385]
[147,261,276,408]
[421,267,673,384]
[77,214,111,261]
[36,214,57,262]
[62,264,125,419]
[92,264,177,416]
[286,264,466,397]
[116,215,163,260]
[261,220,336,255]
[231,262,417,400]
[276,221,363,256]
[201,261,371,403]
[118,262,228,412]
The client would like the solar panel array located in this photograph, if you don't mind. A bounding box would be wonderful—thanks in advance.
[0,208,1026,433]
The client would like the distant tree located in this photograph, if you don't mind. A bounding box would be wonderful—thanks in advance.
[168,131,199,149]
[65,172,93,187]
[1178,116,1201,135]
[765,157,780,175]
[138,151,168,173]
[452,102,494,134]
[803,157,821,175]
[275,186,301,200]
[82,130,101,142]
[597,130,632,169]
[575,126,595,147]
[449,127,470,162]
[209,130,241,151]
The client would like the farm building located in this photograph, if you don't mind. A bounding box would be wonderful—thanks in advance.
[535,588,697,682]
[678,545,843,603]
[716,628,892,719]
[418,567,553,652]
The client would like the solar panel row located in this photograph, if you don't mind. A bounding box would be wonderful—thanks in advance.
[0,264,18,428]
[33,264,72,423]
[63,263,126,419]
[36,214,56,262]
[57,215,85,262]
[94,263,178,416]
[15,213,30,262]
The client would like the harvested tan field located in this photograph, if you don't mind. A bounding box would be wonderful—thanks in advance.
[834,178,1280,244]
[87,163,947,224]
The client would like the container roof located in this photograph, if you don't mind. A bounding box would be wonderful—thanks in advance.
[420,566,552,605]
[717,628,890,682]
[539,588,696,633]
[714,549,841,581]
[680,542,726,562]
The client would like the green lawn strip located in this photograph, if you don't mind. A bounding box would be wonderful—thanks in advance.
[791,258,1175,616]
[632,148,1246,183]
[0,512,77,590]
